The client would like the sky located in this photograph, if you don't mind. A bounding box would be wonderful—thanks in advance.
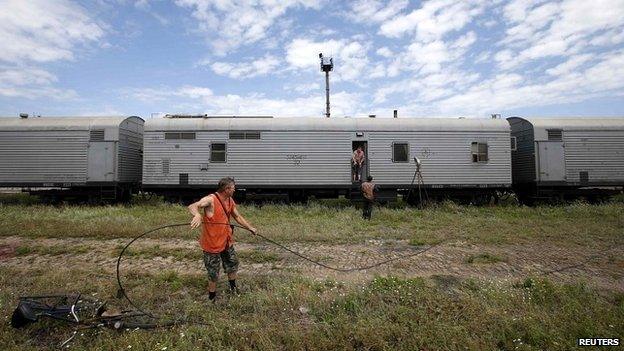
[0,0,623,119]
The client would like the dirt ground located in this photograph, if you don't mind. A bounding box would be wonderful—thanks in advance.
[1,235,622,292]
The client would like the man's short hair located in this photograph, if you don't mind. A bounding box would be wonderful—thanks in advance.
[217,177,235,191]
[367,176,373,181]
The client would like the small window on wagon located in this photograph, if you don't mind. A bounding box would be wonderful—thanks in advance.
[392,142,409,162]
[210,143,226,162]
[229,131,261,140]
[471,142,488,162]
[547,129,563,141]
[165,132,196,140]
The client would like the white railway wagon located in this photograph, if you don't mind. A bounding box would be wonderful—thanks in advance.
[143,116,511,202]
[508,116,624,202]
[0,115,144,201]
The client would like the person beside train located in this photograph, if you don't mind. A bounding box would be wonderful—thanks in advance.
[352,146,365,182]
[361,176,378,220]
[188,177,257,302]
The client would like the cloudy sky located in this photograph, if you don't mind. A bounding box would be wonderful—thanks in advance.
[1,0,623,119]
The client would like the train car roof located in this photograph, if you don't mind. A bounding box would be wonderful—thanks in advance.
[0,116,144,131]
[145,116,510,132]
[507,116,624,130]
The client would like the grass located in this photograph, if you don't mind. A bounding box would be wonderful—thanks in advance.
[0,200,622,350]
[0,201,622,249]
[112,245,280,264]
[14,244,91,256]
[465,252,507,264]
[0,266,622,351]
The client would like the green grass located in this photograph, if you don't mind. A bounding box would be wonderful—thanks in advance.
[112,245,280,264]
[465,252,507,264]
[1,201,622,350]
[0,266,622,351]
[1,202,622,249]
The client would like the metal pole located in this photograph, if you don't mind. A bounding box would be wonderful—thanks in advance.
[325,71,330,118]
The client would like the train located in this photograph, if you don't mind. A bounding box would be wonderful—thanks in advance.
[1,114,622,204]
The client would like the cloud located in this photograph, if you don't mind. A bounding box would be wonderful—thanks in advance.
[174,0,321,55]
[125,85,363,117]
[378,0,487,41]
[285,38,369,81]
[206,55,281,79]
[346,0,408,24]
[426,50,624,115]
[0,66,77,99]
[284,82,321,94]
[0,0,104,100]
[499,0,624,69]
[0,0,105,64]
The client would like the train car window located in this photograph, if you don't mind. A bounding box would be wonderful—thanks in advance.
[510,137,517,151]
[245,132,261,139]
[547,129,562,141]
[392,143,409,162]
[210,143,226,162]
[165,132,196,140]
[90,130,105,141]
[471,142,488,162]
[229,132,261,139]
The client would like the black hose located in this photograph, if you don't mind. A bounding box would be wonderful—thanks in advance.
[115,221,445,325]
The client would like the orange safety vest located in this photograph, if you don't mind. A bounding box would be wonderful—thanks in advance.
[199,193,236,253]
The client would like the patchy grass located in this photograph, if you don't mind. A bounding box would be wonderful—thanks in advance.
[14,244,91,256]
[237,250,280,264]
[465,252,507,264]
[111,245,281,264]
[112,245,198,261]
[1,202,622,250]
[1,266,622,351]
[1,201,623,350]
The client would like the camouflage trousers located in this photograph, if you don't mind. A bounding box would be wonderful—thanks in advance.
[202,245,239,282]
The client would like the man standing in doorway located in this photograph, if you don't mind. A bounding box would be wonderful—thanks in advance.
[352,146,365,181]
[361,175,378,220]
[189,177,257,301]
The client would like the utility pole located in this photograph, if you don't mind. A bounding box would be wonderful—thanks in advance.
[319,53,333,118]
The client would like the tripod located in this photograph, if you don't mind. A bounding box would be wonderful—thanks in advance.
[408,157,427,208]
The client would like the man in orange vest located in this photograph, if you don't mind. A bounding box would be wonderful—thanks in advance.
[189,177,257,301]
[361,175,378,220]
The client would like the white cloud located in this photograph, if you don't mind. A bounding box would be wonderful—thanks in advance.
[376,47,393,58]
[175,0,321,55]
[546,54,594,76]
[0,0,105,64]
[285,38,369,81]
[126,85,362,116]
[208,55,280,79]
[284,82,321,94]
[347,0,408,24]
[0,0,104,100]
[429,50,624,115]
[0,67,77,99]
[379,0,487,41]
[499,0,624,69]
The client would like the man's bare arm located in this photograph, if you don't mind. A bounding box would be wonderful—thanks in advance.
[231,207,257,234]
[188,195,213,229]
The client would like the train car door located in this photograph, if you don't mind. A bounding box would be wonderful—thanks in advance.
[536,141,565,182]
[87,142,116,182]
[352,141,368,181]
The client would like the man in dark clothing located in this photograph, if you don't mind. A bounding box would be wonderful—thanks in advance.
[361,176,378,220]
